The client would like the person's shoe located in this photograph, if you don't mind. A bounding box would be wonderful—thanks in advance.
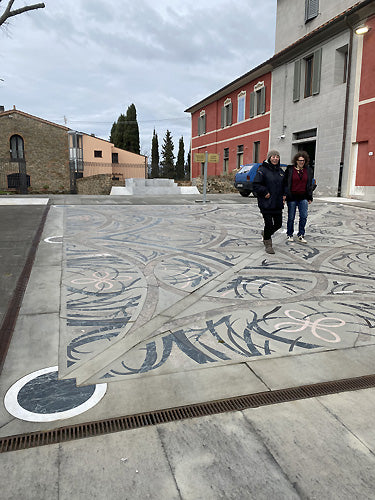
[297,235,307,244]
[286,235,294,242]
[264,239,275,254]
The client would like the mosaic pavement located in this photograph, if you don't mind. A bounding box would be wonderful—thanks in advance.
[57,202,375,386]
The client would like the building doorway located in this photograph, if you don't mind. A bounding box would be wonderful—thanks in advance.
[298,141,316,171]
[293,129,317,173]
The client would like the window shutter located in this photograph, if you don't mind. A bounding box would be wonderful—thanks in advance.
[249,92,255,118]
[293,59,301,102]
[10,135,17,159]
[260,87,266,114]
[198,117,201,136]
[312,48,322,95]
[228,103,233,126]
[203,115,206,134]
[221,106,225,128]
[305,0,319,22]
[10,135,24,160]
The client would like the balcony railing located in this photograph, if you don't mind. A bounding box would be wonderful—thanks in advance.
[82,162,146,180]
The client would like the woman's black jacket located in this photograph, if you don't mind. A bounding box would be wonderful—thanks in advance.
[252,160,285,213]
[284,164,314,202]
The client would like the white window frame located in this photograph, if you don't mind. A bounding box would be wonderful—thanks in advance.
[237,91,246,122]
[250,82,266,118]
[221,98,233,128]
[198,110,206,136]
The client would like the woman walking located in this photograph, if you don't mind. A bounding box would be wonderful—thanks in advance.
[253,149,286,254]
[284,151,315,243]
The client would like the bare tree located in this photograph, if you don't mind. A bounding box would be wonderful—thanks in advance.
[0,0,45,27]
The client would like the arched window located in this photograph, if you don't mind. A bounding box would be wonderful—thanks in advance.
[10,134,24,160]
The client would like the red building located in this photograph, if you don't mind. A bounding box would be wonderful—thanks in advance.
[354,14,375,190]
[186,70,272,179]
[186,1,375,201]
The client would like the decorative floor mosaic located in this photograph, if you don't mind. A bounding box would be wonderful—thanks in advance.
[57,203,375,385]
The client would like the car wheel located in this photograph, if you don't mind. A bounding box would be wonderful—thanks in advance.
[239,190,250,197]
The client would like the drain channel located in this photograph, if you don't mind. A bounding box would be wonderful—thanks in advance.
[0,205,50,375]
[1,374,375,453]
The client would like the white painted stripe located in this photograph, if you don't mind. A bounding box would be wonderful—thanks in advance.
[192,126,270,150]
[358,97,375,106]
[44,236,63,244]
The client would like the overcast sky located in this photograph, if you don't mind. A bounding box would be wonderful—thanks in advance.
[0,0,277,158]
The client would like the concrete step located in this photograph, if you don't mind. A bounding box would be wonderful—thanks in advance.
[110,178,199,196]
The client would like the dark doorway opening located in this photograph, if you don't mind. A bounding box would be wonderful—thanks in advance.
[297,141,316,172]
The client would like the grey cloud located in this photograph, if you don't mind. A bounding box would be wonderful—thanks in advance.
[0,0,276,155]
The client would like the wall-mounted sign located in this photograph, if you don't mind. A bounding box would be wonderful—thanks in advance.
[194,153,205,162]
[208,154,219,163]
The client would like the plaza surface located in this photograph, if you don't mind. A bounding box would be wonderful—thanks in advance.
[0,193,375,499]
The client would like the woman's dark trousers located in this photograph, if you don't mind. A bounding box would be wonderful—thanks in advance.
[262,211,282,240]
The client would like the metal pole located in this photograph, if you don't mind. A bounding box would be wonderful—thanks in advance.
[202,151,208,203]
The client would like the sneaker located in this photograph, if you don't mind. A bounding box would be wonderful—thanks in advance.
[286,235,294,242]
[297,235,307,244]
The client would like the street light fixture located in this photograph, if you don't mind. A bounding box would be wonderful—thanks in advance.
[355,25,370,35]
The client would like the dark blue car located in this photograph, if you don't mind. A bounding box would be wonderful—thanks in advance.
[234,162,288,196]
[233,163,261,197]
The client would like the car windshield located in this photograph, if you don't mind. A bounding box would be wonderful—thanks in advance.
[238,164,254,173]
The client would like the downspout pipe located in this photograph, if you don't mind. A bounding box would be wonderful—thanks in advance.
[337,16,353,197]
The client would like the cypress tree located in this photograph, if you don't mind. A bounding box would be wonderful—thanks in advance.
[185,148,191,180]
[109,121,117,144]
[124,103,140,154]
[110,104,140,153]
[161,130,175,178]
[114,114,126,149]
[175,136,185,180]
[151,129,160,178]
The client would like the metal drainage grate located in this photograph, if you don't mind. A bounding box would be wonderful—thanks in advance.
[1,374,375,453]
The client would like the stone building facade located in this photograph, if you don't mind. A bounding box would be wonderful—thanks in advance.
[0,108,71,193]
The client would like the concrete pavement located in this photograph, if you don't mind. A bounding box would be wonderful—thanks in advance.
[0,193,375,499]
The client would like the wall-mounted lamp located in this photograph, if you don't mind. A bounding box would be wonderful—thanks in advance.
[355,25,370,35]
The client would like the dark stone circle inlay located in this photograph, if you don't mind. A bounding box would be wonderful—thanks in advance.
[17,372,96,414]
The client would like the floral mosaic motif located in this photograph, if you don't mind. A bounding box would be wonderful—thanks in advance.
[274,309,344,343]
[63,251,147,368]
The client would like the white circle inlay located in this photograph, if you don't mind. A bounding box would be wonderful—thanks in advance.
[4,366,107,422]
